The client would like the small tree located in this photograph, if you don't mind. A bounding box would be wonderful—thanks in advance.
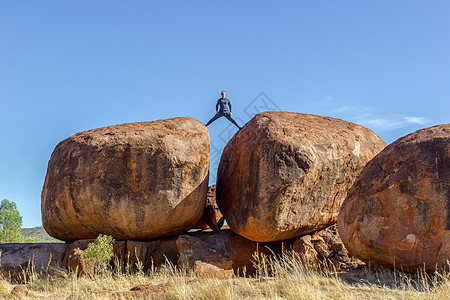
[0,199,33,243]
[83,234,115,276]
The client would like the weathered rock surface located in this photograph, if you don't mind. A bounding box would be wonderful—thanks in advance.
[42,117,210,241]
[338,124,450,272]
[177,230,272,276]
[126,238,178,273]
[217,111,386,242]
[63,247,94,276]
[0,243,67,282]
[292,225,354,270]
[193,185,224,231]
[61,239,126,275]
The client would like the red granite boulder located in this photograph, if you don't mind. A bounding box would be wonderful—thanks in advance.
[217,111,386,242]
[338,124,450,272]
[42,117,210,241]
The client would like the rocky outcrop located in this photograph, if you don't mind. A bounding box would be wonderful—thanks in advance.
[338,124,450,272]
[193,185,224,231]
[0,227,353,280]
[292,225,354,270]
[217,111,386,242]
[0,243,67,282]
[177,235,234,278]
[126,238,178,273]
[42,117,210,241]
[63,247,94,276]
[177,230,272,276]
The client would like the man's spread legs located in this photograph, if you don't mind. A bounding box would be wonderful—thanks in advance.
[205,112,223,126]
[224,113,242,129]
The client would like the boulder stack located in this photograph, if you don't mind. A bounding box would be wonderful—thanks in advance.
[338,124,450,272]
[42,117,210,241]
[217,111,386,242]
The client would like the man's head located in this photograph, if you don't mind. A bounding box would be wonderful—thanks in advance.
[221,91,226,98]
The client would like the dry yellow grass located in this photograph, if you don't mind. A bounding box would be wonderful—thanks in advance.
[0,279,12,297]
[2,251,449,299]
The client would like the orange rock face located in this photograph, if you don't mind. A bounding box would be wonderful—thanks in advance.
[176,230,272,276]
[126,238,178,272]
[217,111,386,242]
[292,225,353,270]
[193,185,224,231]
[42,117,210,241]
[338,124,450,272]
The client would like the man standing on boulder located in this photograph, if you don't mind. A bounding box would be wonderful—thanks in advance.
[205,91,242,129]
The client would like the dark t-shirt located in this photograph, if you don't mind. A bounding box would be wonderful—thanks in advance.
[216,98,231,113]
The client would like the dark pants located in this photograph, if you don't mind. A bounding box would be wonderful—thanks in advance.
[206,112,241,129]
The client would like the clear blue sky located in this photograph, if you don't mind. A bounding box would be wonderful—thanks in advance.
[1,1,449,228]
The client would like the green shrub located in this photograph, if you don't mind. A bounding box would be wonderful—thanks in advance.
[83,234,115,275]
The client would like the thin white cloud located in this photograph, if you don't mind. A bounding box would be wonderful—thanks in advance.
[357,117,403,130]
[355,114,431,131]
[404,116,430,125]
[332,105,353,113]
[333,105,375,115]
[320,101,431,132]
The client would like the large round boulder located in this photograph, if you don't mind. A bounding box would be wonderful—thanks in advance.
[217,111,386,242]
[42,117,210,241]
[338,124,450,272]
